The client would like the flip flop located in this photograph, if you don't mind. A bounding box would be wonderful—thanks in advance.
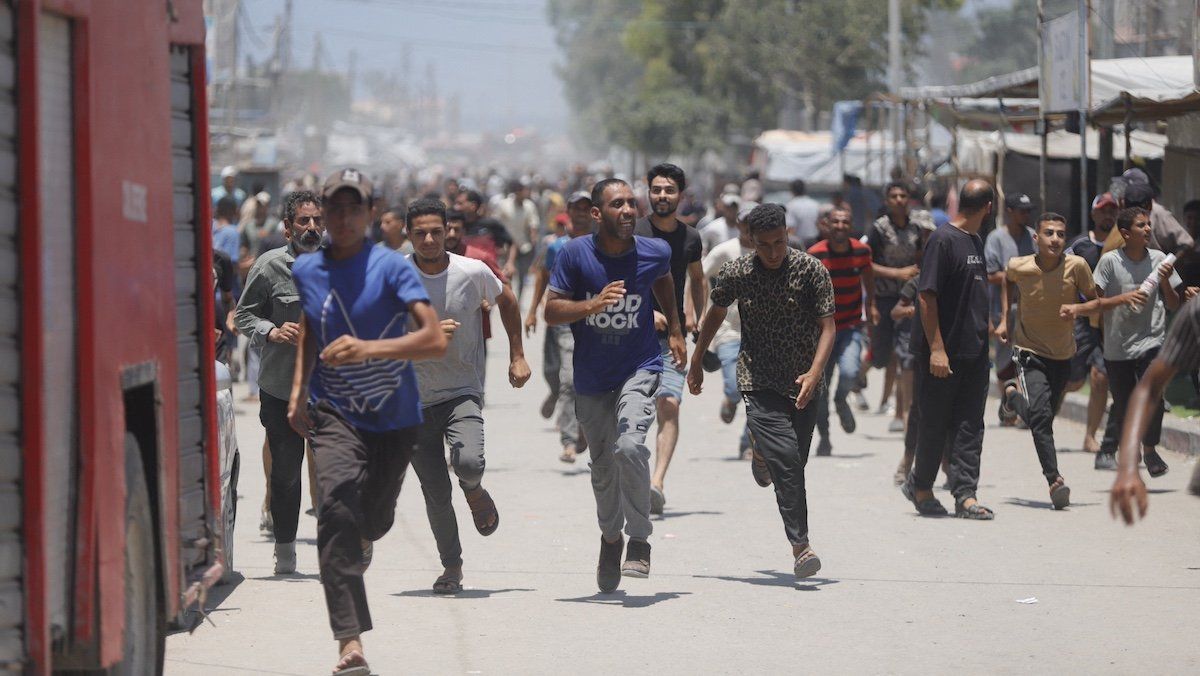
[433,573,463,595]
[465,487,500,536]
[333,650,370,676]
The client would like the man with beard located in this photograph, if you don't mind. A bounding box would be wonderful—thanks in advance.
[526,191,595,462]
[406,198,530,595]
[635,163,705,515]
[235,190,325,574]
[454,189,513,263]
[688,203,836,580]
[545,178,685,592]
[288,169,446,675]
[1066,193,1118,455]
[986,193,1036,425]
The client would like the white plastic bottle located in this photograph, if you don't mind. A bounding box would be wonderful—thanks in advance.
[1139,253,1176,295]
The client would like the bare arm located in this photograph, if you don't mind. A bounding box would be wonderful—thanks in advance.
[525,266,551,335]
[872,262,918,281]
[652,273,687,367]
[287,315,319,435]
[919,290,951,378]
[496,285,532,387]
[545,282,625,326]
[320,301,447,366]
[795,315,836,409]
[686,260,707,333]
[862,264,878,325]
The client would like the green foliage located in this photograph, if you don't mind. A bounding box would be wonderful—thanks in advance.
[548,0,963,157]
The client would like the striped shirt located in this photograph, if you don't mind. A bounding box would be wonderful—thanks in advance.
[807,239,871,330]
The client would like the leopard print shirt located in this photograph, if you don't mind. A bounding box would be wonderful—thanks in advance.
[710,248,834,399]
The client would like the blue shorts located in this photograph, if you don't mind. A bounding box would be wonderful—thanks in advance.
[656,337,687,401]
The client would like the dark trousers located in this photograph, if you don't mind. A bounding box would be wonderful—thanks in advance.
[912,353,989,500]
[1102,348,1164,452]
[743,390,817,546]
[260,392,308,544]
[1010,350,1071,484]
[309,402,416,639]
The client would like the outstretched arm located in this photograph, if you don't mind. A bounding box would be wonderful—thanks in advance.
[496,284,531,387]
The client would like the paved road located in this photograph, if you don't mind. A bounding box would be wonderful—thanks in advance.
[167,329,1200,675]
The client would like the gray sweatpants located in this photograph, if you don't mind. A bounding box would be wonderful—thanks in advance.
[543,325,581,448]
[575,370,659,541]
[410,394,485,568]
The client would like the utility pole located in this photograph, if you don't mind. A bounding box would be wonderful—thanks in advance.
[888,0,902,176]
[1079,0,1091,233]
[1037,0,1047,208]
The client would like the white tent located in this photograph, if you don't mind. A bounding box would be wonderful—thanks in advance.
[955,127,1167,175]
[752,128,952,186]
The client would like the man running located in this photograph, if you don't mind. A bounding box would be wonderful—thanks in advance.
[544,178,685,593]
[808,205,876,455]
[235,189,325,574]
[985,193,1036,425]
[406,197,530,595]
[526,191,594,462]
[902,180,995,520]
[288,169,447,676]
[635,163,705,515]
[995,213,1097,509]
[688,203,835,580]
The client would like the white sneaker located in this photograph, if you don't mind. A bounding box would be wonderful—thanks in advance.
[274,542,296,575]
[876,402,894,416]
[887,418,905,433]
[851,391,869,412]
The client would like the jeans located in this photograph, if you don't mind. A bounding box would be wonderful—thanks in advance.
[259,392,307,544]
[410,395,486,569]
[309,402,416,639]
[912,353,990,500]
[1102,348,1165,452]
[717,340,752,451]
[816,327,864,438]
[575,370,659,541]
[1010,349,1071,484]
[743,390,817,546]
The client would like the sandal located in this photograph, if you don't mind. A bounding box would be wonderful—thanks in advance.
[465,487,500,536]
[998,379,1019,424]
[1049,477,1070,510]
[433,573,463,595]
[793,547,822,579]
[751,451,772,488]
[333,650,370,676]
[955,497,995,520]
[559,446,577,464]
[901,479,948,516]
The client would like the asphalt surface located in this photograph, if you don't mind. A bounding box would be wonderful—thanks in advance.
[166,327,1200,675]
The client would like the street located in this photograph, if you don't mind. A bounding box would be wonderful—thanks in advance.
[166,331,1200,675]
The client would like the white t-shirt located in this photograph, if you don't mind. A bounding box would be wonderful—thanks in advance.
[703,237,752,347]
[700,217,737,254]
[785,195,820,242]
[409,253,504,406]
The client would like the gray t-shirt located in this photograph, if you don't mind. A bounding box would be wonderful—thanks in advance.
[1093,248,1182,361]
[409,252,503,406]
[984,225,1035,317]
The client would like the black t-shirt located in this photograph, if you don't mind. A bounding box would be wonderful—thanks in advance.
[1066,232,1103,271]
[911,224,989,359]
[634,217,702,330]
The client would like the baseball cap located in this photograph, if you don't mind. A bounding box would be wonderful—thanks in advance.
[720,193,741,207]
[322,167,373,201]
[736,201,759,222]
[1004,192,1034,210]
[567,190,592,205]
[1123,182,1154,206]
[1091,193,1118,210]
[1122,168,1150,186]
[220,165,237,179]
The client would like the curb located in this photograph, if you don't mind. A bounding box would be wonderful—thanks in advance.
[1057,391,1200,458]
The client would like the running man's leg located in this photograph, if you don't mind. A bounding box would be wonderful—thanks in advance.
[651,339,685,495]
[744,390,814,547]
[555,326,583,451]
[1010,351,1067,484]
[614,370,659,541]
[259,392,306,544]
[577,390,622,540]
[410,401,463,569]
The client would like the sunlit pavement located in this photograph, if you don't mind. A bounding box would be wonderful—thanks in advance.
[166,327,1200,675]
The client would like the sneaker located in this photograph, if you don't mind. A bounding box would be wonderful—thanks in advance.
[887,417,905,433]
[274,542,296,575]
[1143,449,1169,478]
[650,486,666,515]
[816,437,833,457]
[720,397,736,424]
[597,535,624,592]
[540,393,558,419]
[876,402,894,416]
[621,539,651,578]
[1094,450,1117,471]
[259,506,274,535]
[835,399,857,434]
[852,391,869,412]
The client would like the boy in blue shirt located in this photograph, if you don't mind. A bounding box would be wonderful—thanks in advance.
[287,168,447,676]
[545,178,686,593]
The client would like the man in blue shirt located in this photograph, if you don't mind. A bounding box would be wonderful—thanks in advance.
[545,178,686,593]
[287,168,447,676]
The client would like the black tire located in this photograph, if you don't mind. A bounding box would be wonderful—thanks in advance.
[112,434,165,675]
[219,454,239,585]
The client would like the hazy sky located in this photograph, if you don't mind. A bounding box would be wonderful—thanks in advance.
[241,0,568,134]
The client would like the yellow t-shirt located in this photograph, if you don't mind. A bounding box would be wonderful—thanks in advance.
[1006,253,1097,360]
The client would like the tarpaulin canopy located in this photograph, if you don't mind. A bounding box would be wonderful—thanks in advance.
[900,55,1198,124]
[954,128,1166,176]
[752,128,952,186]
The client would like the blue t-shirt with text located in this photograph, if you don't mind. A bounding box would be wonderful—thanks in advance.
[292,243,430,432]
[548,234,671,395]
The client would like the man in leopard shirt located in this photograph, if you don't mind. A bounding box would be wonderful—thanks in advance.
[688,203,835,581]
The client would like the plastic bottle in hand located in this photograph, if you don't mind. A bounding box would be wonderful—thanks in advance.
[1139,253,1176,295]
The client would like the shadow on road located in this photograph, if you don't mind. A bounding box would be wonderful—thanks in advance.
[695,570,839,592]
[1004,497,1099,510]
[167,574,245,636]
[556,590,692,608]
[392,588,533,599]
[655,510,723,520]
[247,572,322,582]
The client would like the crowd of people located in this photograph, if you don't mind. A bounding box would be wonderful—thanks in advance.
[213,160,1200,676]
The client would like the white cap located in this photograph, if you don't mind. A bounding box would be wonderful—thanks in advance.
[255,191,271,204]
[220,165,237,179]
